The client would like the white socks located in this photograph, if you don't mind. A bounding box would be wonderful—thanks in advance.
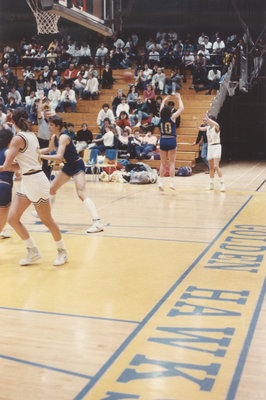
[83,197,100,221]
[55,239,66,250]
[24,237,37,249]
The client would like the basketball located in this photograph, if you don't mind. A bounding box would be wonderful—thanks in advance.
[122,71,134,82]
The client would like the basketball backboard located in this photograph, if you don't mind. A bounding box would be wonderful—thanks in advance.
[40,0,113,36]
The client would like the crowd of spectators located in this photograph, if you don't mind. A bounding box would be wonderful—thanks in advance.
[0,27,251,159]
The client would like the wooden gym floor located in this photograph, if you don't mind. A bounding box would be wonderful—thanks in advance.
[0,160,266,400]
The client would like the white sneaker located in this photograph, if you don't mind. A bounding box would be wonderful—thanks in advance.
[86,222,104,233]
[158,182,164,191]
[53,248,68,266]
[0,230,11,238]
[220,183,226,192]
[135,122,141,127]
[170,182,176,190]
[31,210,39,218]
[207,182,214,190]
[19,247,42,266]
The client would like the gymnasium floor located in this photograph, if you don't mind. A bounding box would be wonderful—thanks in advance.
[0,160,266,400]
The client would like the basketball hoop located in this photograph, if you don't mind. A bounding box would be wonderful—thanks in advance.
[26,0,60,34]
[226,81,239,97]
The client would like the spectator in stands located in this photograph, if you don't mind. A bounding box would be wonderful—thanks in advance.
[127,85,138,111]
[46,47,58,66]
[116,111,131,136]
[60,84,76,113]
[109,46,123,69]
[198,32,206,47]
[143,84,156,114]
[79,43,91,66]
[35,74,46,96]
[135,69,146,91]
[197,45,210,63]
[88,64,98,78]
[205,67,221,95]
[73,73,87,100]
[95,43,108,66]
[82,72,99,100]
[143,63,153,86]
[126,129,143,158]
[116,97,130,118]
[120,50,133,69]
[117,127,130,152]
[63,63,78,87]
[148,48,160,67]
[23,66,36,81]
[51,70,61,88]
[203,36,212,51]
[36,95,52,179]
[212,37,225,65]
[150,95,163,126]
[7,87,21,106]
[63,123,76,141]
[97,103,115,132]
[113,35,125,49]
[129,96,150,127]
[48,83,61,112]
[112,88,124,117]
[135,130,157,159]
[91,128,115,154]
[42,65,51,82]
[164,68,182,95]
[181,49,195,83]
[101,64,113,89]
[21,84,33,104]
[191,63,207,90]
[57,48,71,72]
[34,46,46,70]
[25,90,37,118]
[75,123,93,153]
[152,67,166,94]
[160,43,170,68]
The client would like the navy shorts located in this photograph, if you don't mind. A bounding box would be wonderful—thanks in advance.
[160,136,177,151]
[62,158,85,177]
[0,182,12,208]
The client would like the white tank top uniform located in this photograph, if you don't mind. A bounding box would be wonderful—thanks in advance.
[16,131,50,205]
[206,125,222,160]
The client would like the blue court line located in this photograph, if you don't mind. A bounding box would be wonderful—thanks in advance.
[226,277,266,400]
[256,179,266,191]
[73,195,254,399]
[0,354,92,380]
[0,306,139,325]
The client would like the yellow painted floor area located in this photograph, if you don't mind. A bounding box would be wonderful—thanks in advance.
[0,161,266,400]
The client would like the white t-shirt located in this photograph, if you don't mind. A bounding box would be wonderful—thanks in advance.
[103,131,114,147]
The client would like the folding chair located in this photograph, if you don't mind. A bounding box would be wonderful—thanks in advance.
[83,148,99,179]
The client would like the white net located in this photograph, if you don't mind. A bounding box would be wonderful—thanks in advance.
[26,0,60,34]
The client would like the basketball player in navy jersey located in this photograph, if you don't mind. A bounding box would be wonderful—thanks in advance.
[158,93,184,190]
[0,129,16,239]
[40,115,103,233]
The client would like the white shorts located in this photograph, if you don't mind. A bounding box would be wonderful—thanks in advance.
[207,144,222,160]
[17,171,50,205]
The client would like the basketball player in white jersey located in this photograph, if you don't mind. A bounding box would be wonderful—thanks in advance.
[0,108,68,266]
[194,114,225,191]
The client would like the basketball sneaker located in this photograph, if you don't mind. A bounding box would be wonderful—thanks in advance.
[220,183,226,192]
[158,181,164,191]
[19,247,42,266]
[86,221,104,233]
[53,248,68,266]
[0,230,11,238]
[207,182,214,190]
[170,182,176,190]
